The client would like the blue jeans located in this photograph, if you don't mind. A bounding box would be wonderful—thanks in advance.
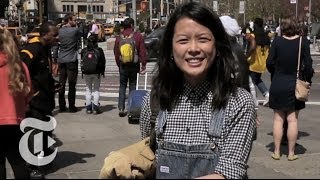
[249,71,269,96]
[118,64,140,110]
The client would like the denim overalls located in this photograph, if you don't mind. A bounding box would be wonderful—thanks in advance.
[155,108,225,179]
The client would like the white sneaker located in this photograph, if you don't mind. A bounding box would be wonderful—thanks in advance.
[263,93,269,107]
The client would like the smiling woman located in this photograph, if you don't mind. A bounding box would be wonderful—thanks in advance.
[172,17,216,85]
[139,1,256,179]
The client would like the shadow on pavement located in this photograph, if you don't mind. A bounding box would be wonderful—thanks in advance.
[265,142,307,155]
[100,104,117,112]
[44,151,96,175]
[266,131,309,155]
[267,131,310,140]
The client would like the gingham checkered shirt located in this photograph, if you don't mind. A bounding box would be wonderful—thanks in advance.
[140,82,256,179]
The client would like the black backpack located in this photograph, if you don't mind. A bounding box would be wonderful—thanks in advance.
[81,48,100,75]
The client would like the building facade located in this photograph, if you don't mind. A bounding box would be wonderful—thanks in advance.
[47,0,113,22]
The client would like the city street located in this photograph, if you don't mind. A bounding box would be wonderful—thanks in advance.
[6,40,320,179]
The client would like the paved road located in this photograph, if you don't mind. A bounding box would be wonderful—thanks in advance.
[6,100,320,179]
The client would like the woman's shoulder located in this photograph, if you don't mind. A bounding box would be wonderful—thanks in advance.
[224,88,255,122]
[228,88,255,109]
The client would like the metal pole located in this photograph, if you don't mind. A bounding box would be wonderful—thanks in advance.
[18,9,21,28]
[132,0,137,29]
[309,0,312,24]
[296,0,298,19]
[150,0,153,29]
[39,0,43,24]
[161,0,164,17]
[244,1,246,26]
[244,12,246,28]
[166,0,169,19]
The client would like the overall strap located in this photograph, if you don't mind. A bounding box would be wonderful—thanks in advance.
[207,108,225,138]
[149,90,160,152]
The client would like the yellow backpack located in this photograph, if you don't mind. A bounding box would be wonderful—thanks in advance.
[119,33,138,64]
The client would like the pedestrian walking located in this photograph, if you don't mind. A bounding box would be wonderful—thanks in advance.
[88,19,99,39]
[140,2,256,179]
[0,26,31,179]
[220,15,261,135]
[267,16,314,161]
[20,22,59,178]
[52,13,83,113]
[246,17,271,106]
[113,17,147,117]
[80,34,106,114]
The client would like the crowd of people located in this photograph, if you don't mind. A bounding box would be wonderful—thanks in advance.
[0,1,315,179]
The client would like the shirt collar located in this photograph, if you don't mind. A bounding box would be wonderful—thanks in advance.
[183,81,211,100]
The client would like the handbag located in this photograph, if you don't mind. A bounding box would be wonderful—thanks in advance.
[295,37,310,102]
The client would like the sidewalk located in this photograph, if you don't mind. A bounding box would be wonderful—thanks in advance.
[310,44,320,56]
[6,99,320,179]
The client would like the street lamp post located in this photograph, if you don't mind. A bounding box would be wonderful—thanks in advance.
[132,0,137,29]
[15,1,23,28]
[296,0,298,18]
[308,0,312,24]
[150,0,153,29]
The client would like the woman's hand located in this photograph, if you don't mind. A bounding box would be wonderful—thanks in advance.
[195,173,225,179]
[256,116,262,127]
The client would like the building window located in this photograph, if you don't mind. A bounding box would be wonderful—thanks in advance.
[100,6,103,12]
[96,5,100,12]
[78,5,87,12]
[63,5,74,12]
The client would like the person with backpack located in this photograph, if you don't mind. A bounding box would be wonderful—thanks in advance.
[80,34,106,114]
[113,17,147,117]
[246,17,271,107]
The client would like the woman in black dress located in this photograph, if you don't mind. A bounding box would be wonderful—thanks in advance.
[266,16,314,161]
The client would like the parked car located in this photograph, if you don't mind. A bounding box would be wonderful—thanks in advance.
[104,24,114,36]
[144,26,165,62]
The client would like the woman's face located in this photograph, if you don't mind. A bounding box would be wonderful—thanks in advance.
[172,17,216,84]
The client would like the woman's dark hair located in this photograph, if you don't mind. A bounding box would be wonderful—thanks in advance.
[280,16,299,37]
[152,1,237,110]
[87,34,98,50]
[254,17,264,28]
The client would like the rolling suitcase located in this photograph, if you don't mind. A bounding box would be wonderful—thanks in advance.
[127,73,149,124]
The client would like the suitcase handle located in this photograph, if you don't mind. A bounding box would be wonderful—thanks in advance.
[136,73,148,90]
